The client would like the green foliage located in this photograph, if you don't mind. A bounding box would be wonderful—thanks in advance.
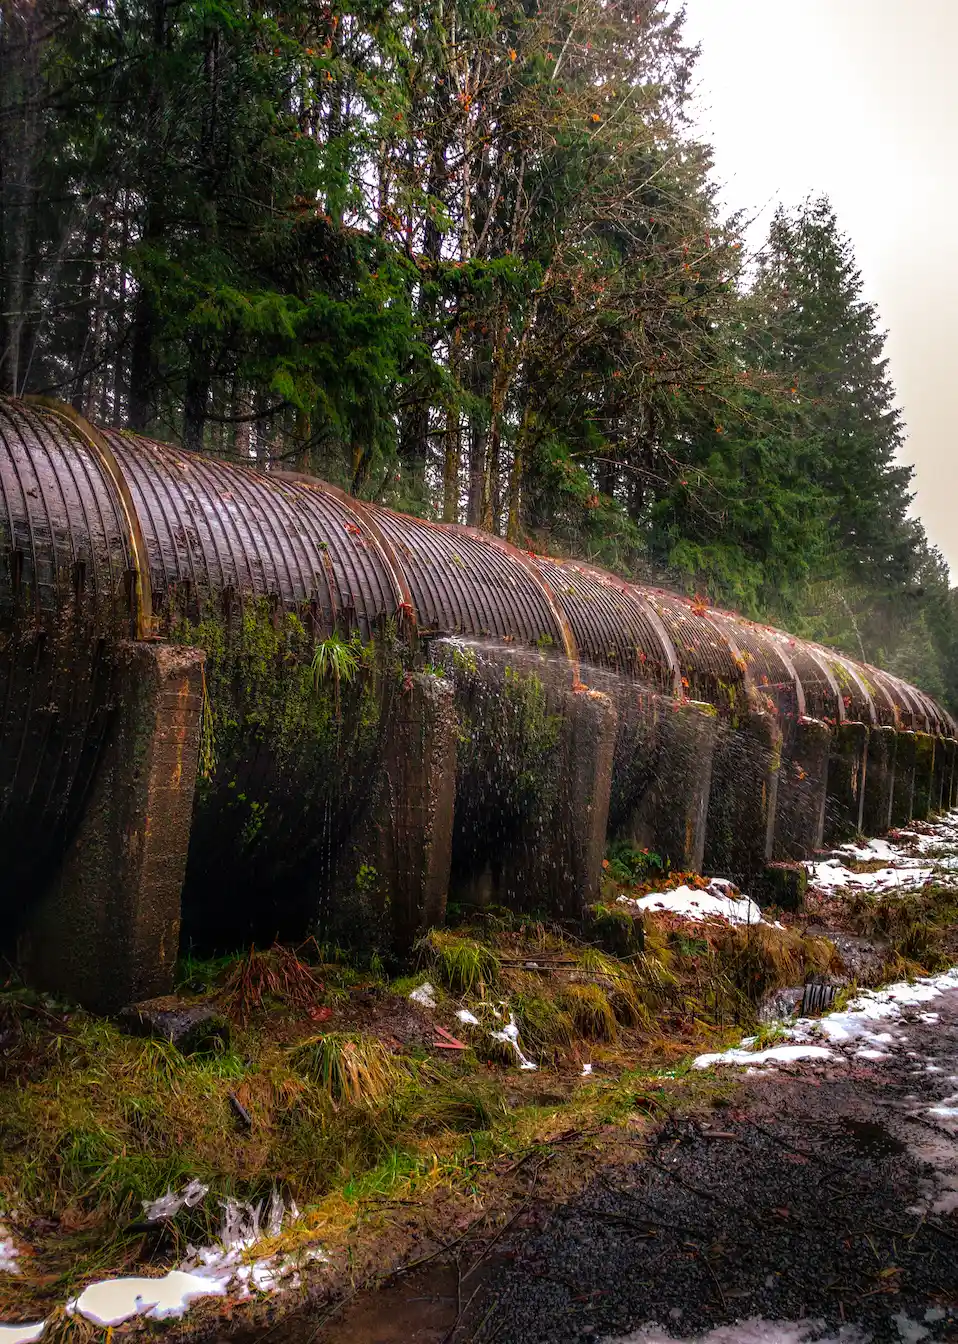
[173,599,382,843]
[604,841,667,886]
[311,633,362,691]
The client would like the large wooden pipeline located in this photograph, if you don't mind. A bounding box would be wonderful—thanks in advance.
[2,398,955,1009]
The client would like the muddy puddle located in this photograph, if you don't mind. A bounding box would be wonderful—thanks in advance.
[233,1254,504,1344]
[839,1117,906,1157]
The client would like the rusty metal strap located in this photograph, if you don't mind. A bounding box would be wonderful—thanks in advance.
[23,398,153,639]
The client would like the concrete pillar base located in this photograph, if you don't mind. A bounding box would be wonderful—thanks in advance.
[932,737,954,815]
[823,722,868,845]
[625,700,719,873]
[704,711,781,884]
[19,642,204,1013]
[891,731,917,827]
[754,862,808,912]
[912,732,936,821]
[560,687,618,918]
[341,672,457,954]
[487,682,617,920]
[862,726,897,836]
[435,642,616,922]
[773,717,830,860]
[947,738,958,812]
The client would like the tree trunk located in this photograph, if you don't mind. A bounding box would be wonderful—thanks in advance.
[0,1,41,395]
[182,340,210,451]
[127,0,169,429]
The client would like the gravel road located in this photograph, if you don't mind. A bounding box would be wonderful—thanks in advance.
[469,988,958,1344]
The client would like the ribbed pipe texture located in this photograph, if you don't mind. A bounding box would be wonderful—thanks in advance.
[2,396,955,877]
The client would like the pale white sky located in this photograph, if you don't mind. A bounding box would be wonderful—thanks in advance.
[678,0,958,573]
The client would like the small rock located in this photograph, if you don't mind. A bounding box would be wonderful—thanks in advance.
[118,996,231,1055]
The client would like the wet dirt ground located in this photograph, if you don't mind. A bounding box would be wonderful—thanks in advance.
[257,988,958,1344]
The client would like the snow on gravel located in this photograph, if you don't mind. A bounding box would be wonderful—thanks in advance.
[804,809,958,897]
[694,970,958,1072]
[805,860,935,893]
[604,1311,950,1342]
[693,1044,835,1070]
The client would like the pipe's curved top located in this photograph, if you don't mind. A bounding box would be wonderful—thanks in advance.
[1,394,953,864]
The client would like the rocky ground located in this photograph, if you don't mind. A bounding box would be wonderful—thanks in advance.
[467,986,958,1344]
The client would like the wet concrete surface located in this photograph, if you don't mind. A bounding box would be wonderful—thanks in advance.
[285,988,958,1344]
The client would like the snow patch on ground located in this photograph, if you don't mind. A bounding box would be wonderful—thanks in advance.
[838,838,901,863]
[806,860,934,893]
[0,1324,44,1344]
[489,1014,537,1070]
[0,1237,19,1275]
[693,1044,834,1070]
[65,1191,324,1328]
[69,1272,228,1326]
[409,982,437,1008]
[805,811,958,897]
[694,969,958,1072]
[619,880,771,927]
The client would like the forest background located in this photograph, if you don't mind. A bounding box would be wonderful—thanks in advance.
[3,0,955,705]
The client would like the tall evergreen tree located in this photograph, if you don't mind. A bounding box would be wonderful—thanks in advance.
[753,197,915,590]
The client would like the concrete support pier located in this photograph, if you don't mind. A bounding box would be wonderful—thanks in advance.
[458,680,617,920]
[933,737,956,815]
[891,732,917,827]
[773,717,830,860]
[704,711,781,883]
[438,643,616,922]
[862,726,897,836]
[20,642,204,1013]
[557,688,618,917]
[823,722,868,844]
[912,732,936,821]
[626,700,719,873]
[365,672,458,952]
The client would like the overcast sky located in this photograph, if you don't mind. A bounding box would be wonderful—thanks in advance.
[678,0,958,575]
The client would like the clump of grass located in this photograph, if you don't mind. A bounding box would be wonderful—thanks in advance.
[559,984,618,1041]
[422,931,500,994]
[707,924,840,1008]
[710,924,802,1005]
[751,1021,789,1050]
[290,1032,399,1108]
[410,1065,505,1133]
[513,993,576,1064]
[219,942,325,1024]
[576,949,648,1027]
[847,886,958,973]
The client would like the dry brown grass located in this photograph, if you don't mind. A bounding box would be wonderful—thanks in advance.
[218,942,326,1023]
